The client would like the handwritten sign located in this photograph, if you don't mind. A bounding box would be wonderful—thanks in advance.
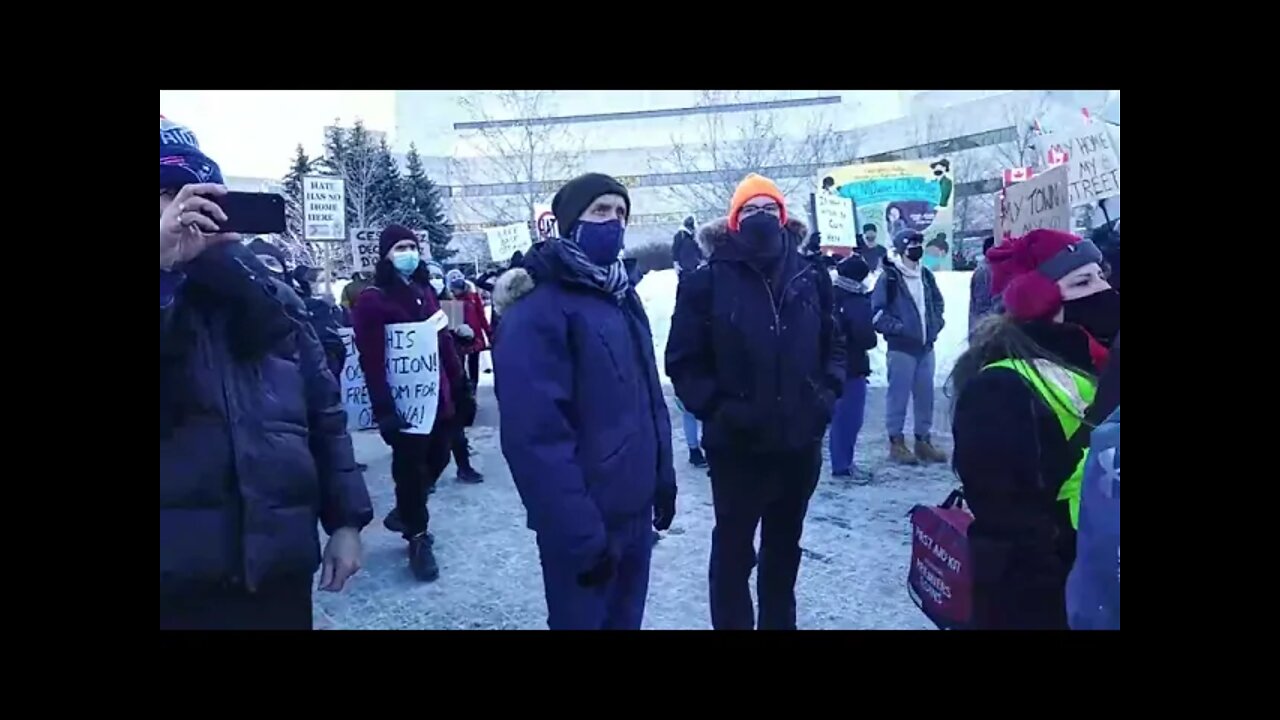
[349,228,381,273]
[1042,127,1121,206]
[485,222,532,262]
[1002,166,1071,240]
[303,176,346,241]
[338,320,440,435]
[440,300,466,329]
[813,191,857,248]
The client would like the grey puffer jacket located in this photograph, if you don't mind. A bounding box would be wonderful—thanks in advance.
[871,257,945,356]
[160,273,372,595]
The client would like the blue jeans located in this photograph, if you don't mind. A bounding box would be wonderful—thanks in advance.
[886,349,935,439]
[829,376,868,473]
[675,397,701,450]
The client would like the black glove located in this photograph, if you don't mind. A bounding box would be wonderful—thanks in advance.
[576,551,615,588]
[376,414,410,446]
[654,485,677,531]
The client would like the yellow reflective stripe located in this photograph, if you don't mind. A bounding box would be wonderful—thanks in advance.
[1057,455,1087,529]
[984,358,1098,531]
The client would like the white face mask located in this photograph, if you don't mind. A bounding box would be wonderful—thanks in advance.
[430,279,445,294]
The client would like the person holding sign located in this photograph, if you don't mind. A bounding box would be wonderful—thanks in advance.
[160,118,371,629]
[492,173,677,631]
[352,225,469,583]
[665,174,846,630]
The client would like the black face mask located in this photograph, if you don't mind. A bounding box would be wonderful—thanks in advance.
[905,246,924,262]
[1063,288,1120,347]
[735,213,785,264]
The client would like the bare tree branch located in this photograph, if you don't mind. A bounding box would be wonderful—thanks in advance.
[450,91,584,227]
[648,91,861,216]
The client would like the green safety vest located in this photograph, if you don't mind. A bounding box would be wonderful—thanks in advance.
[983,359,1097,529]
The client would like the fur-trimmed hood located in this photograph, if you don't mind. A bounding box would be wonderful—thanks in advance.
[492,266,536,316]
[697,216,809,258]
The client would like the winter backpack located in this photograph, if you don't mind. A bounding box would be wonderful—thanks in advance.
[1066,406,1121,630]
[907,489,974,630]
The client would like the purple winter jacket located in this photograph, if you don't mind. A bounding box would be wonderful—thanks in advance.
[159,272,372,595]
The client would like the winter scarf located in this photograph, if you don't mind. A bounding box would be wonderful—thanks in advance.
[833,275,868,295]
[552,238,631,303]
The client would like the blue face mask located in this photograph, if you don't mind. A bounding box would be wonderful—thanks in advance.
[391,250,420,275]
[922,253,942,271]
[574,219,625,266]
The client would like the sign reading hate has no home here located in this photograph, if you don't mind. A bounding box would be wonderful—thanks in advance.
[303,176,346,241]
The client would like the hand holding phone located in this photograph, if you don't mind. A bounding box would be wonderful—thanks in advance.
[213,192,286,235]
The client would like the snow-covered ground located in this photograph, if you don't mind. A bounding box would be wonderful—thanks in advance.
[314,385,954,630]
[637,268,972,388]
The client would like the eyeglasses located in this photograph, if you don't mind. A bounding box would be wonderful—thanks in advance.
[739,203,780,219]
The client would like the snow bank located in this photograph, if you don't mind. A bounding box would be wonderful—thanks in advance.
[637,268,972,389]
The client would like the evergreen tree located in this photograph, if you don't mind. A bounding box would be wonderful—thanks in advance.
[370,138,404,227]
[280,144,317,266]
[400,143,454,261]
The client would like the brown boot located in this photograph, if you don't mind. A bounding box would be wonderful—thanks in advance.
[889,436,919,465]
[915,436,949,464]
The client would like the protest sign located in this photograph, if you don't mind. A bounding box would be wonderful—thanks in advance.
[303,176,346,241]
[485,222,532,262]
[349,228,380,273]
[1001,165,1071,240]
[1041,126,1121,206]
[337,319,440,435]
[534,204,558,242]
[812,191,857,248]
[821,158,956,270]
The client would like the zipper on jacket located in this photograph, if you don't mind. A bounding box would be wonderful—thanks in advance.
[751,265,809,415]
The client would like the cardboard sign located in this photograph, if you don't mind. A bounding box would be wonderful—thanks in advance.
[1001,165,1071,239]
[338,319,440,435]
[440,300,466,329]
[813,191,857,248]
[485,222,532,262]
[303,176,346,241]
[1041,126,1121,206]
[349,228,381,273]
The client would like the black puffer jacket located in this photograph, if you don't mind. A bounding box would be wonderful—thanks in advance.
[160,267,372,595]
[666,217,846,454]
[952,321,1099,630]
[834,284,876,378]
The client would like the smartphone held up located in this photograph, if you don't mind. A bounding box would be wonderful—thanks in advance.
[212,192,286,235]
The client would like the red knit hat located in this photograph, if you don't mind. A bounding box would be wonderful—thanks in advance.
[987,229,1103,322]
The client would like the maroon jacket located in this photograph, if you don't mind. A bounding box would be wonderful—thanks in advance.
[351,270,462,425]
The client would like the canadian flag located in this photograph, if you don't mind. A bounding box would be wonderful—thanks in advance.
[1003,167,1035,185]
[1046,146,1070,167]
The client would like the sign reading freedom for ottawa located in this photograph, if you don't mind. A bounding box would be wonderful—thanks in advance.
[1001,165,1071,239]
[303,176,347,241]
[337,319,440,434]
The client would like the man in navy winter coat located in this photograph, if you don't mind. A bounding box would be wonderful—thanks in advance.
[672,215,704,279]
[492,173,677,631]
[872,231,947,465]
[666,173,846,630]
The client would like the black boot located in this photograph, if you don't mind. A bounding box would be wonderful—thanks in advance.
[457,466,485,484]
[689,448,708,468]
[383,507,404,535]
[409,532,439,582]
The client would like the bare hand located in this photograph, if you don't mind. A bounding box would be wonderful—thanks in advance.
[318,527,363,592]
[159,183,240,270]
